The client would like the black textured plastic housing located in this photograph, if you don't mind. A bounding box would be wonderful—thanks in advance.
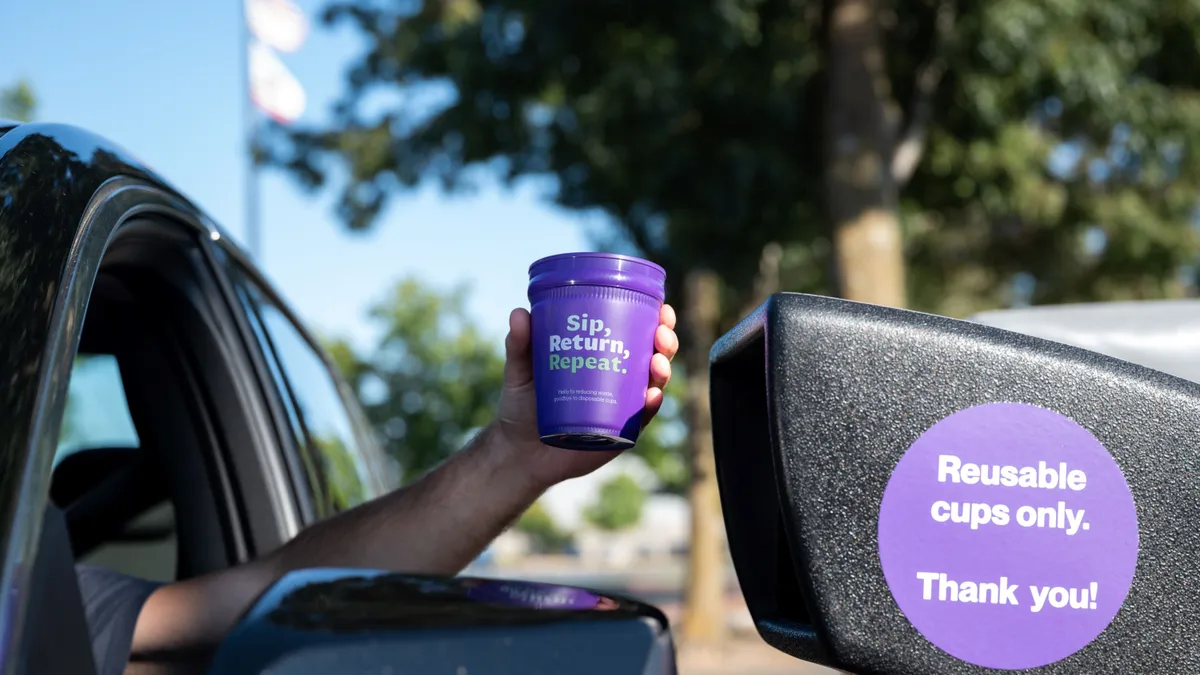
[710,293,1200,675]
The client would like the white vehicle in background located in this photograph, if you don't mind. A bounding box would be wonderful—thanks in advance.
[973,299,1200,383]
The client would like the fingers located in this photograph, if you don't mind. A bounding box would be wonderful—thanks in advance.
[659,304,677,330]
[648,303,678,394]
[649,352,672,390]
[503,308,534,387]
[654,324,679,362]
[642,386,665,428]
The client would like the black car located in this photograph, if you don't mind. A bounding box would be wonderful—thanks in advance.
[0,122,675,674]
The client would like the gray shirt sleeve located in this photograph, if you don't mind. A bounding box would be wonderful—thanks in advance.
[76,564,164,675]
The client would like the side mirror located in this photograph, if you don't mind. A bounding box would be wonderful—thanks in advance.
[711,293,1194,673]
[205,569,676,674]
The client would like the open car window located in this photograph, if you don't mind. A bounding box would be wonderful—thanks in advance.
[55,354,139,467]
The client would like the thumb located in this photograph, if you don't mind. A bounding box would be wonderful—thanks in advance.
[504,307,534,387]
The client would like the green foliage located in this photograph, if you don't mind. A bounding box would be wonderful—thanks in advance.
[514,500,574,553]
[902,0,1200,315]
[328,277,505,481]
[330,277,689,488]
[1,80,36,122]
[630,367,688,495]
[268,0,1200,321]
[584,473,647,531]
[313,434,369,512]
[326,338,368,385]
[265,0,828,308]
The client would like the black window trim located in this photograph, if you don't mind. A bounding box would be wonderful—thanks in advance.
[204,249,322,527]
[1,177,299,662]
[228,271,328,520]
[125,226,293,560]
[210,242,398,502]
[104,214,304,556]
[4,174,325,595]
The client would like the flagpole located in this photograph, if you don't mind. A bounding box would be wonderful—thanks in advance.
[242,0,262,262]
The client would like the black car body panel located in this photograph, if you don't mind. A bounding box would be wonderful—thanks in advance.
[0,123,681,675]
[0,122,201,671]
[207,569,676,674]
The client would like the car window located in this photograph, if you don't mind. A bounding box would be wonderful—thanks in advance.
[56,354,139,467]
[223,262,380,517]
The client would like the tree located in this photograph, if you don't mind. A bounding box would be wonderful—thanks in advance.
[630,367,688,495]
[901,1,1200,316]
[265,1,822,643]
[514,500,574,553]
[331,275,690,488]
[583,473,647,531]
[1,80,36,122]
[313,434,371,512]
[825,0,908,308]
[329,277,506,481]
[268,0,1200,644]
[331,276,691,482]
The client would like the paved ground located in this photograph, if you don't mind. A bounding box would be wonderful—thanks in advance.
[676,637,843,675]
[658,599,842,675]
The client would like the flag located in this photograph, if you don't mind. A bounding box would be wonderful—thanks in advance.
[246,0,309,53]
[248,39,307,124]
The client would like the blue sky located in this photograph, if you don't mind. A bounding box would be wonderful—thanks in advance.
[11,1,661,524]
[0,0,596,349]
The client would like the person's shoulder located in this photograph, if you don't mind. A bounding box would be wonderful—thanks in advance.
[75,564,165,675]
[76,564,163,602]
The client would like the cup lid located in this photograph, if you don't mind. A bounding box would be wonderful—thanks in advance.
[528,252,667,301]
[528,252,665,281]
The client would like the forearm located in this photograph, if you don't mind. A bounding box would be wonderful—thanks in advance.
[133,422,547,655]
[275,422,545,574]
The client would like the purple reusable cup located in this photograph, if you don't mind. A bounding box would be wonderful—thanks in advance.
[528,252,666,450]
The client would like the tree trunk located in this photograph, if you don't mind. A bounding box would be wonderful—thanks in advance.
[825,0,907,308]
[739,242,784,321]
[679,268,726,645]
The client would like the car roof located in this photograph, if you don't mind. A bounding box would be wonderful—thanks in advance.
[971,299,1200,384]
[0,120,240,243]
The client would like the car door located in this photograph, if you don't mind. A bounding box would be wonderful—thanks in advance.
[0,121,112,675]
[0,122,317,674]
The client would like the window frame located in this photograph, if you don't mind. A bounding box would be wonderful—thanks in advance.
[210,244,397,521]
[229,268,332,519]
[0,174,303,667]
[0,123,324,670]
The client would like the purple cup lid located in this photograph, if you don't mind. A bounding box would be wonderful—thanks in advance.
[528,252,666,302]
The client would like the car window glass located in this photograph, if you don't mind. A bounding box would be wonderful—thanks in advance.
[225,265,377,515]
[229,280,325,504]
[259,301,373,512]
[56,354,139,468]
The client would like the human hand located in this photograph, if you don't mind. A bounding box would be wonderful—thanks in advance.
[493,303,679,488]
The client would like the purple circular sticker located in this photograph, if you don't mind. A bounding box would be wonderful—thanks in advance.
[878,403,1138,670]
